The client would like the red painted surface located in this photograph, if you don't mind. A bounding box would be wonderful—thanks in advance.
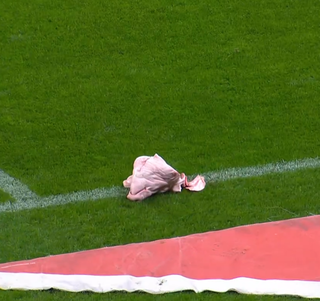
[1,216,320,281]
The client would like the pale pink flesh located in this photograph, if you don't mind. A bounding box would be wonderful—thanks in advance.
[123,154,206,201]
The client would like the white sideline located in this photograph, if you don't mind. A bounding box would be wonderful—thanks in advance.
[0,157,320,213]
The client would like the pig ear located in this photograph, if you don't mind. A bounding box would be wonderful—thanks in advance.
[184,175,206,191]
[123,176,133,188]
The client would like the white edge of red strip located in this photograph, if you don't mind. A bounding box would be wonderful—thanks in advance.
[0,273,319,298]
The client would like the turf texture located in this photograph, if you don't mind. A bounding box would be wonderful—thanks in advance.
[0,0,320,300]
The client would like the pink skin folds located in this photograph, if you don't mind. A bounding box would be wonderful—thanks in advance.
[123,154,206,201]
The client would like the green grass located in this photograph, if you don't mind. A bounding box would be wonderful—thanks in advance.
[0,189,15,203]
[0,291,306,301]
[0,0,320,300]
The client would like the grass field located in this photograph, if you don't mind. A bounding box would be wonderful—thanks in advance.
[1,0,320,300]
[0,189,14,203]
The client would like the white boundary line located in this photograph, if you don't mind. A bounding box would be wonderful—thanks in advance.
[0,157,319,213]
[1,273,320,298]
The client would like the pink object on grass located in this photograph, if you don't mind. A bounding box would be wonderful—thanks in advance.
[123,154,206,201]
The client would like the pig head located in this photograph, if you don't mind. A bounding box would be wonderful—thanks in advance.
[123,154,206,201]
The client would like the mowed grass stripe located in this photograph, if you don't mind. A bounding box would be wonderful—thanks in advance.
[0,157,319,213]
